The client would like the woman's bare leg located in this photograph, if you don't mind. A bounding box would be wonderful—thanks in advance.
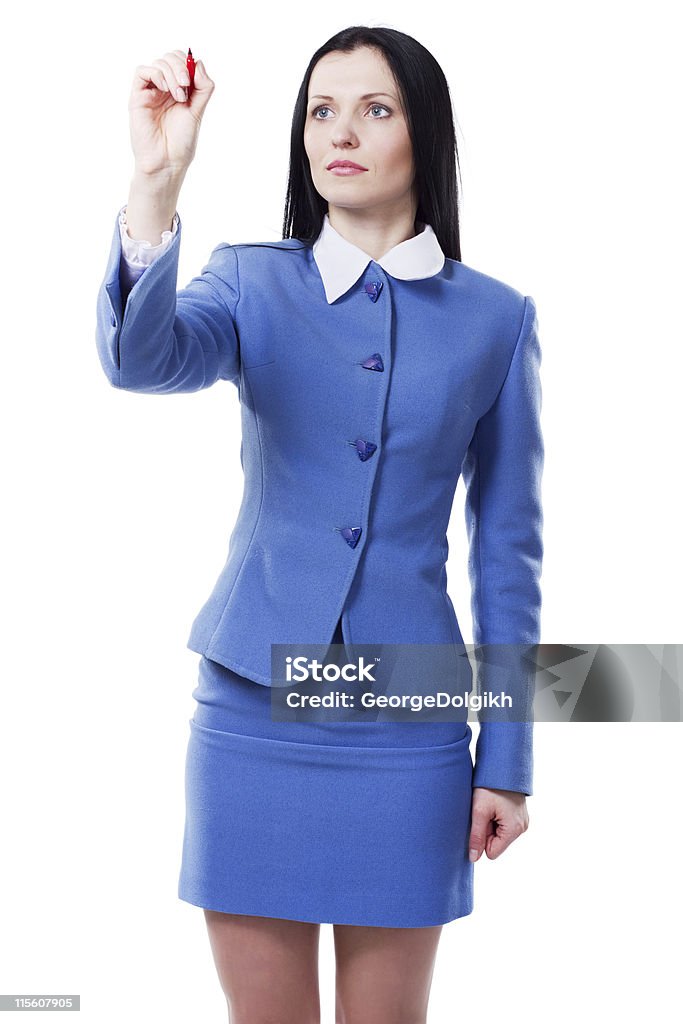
[203,910,322,1023]
[333,923,443,1024]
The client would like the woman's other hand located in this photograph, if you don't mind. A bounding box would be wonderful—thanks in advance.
[468,787,530,861]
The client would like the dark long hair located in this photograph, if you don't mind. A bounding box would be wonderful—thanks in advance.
[282,25,462,261]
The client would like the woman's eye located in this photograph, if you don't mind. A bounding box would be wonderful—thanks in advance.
[311,104,390,119]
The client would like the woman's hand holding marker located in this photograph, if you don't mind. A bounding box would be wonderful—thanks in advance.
[128,48,214,181]
[124,48,215,243]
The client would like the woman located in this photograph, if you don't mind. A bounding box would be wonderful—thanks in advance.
[96,25,543,1024]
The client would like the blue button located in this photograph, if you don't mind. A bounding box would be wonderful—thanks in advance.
[361,353,384,372]
[364,280,383,302]
[340,527,362,549]
[347,439,377,461]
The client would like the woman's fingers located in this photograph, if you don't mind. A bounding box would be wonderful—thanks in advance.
[133,65,169,94]
[131,50,211,112]
[161,50,192,89]
[151,57,188,101]
[133,52,195,102]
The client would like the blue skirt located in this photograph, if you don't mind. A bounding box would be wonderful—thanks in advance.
[178,620,475,927]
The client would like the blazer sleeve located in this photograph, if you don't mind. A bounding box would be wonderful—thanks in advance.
[95,208,241,393]
[460,294,544,796]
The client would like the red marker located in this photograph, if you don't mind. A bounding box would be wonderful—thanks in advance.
[186,48,196,97]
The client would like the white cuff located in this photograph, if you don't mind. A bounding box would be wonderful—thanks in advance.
[118,204,178,267]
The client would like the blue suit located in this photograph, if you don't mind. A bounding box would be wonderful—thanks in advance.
[96,210,544,794]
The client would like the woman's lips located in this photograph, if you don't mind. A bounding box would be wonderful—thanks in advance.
[328,166,367,176]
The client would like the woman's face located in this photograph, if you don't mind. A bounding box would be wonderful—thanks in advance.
[303,47,417,217]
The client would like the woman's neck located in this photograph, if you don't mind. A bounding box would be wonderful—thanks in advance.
[326,203,420,260]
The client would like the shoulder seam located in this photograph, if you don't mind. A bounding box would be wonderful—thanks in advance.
[232,244,242,321]
[497,294,533,396]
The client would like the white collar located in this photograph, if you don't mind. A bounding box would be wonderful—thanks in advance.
[312,213,446,304]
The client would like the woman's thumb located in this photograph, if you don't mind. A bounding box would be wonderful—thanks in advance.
[189,60,213,112]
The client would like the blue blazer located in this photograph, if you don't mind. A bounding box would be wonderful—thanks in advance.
[96,211,544,794]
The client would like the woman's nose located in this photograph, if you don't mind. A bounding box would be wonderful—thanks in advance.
[330,119,359,146]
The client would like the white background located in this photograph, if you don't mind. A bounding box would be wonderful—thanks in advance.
[1,0,681,1020]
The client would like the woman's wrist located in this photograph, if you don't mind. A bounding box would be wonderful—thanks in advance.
[125,169,185,244]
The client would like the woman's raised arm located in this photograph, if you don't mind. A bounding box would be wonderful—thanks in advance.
[95,51,241,394]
